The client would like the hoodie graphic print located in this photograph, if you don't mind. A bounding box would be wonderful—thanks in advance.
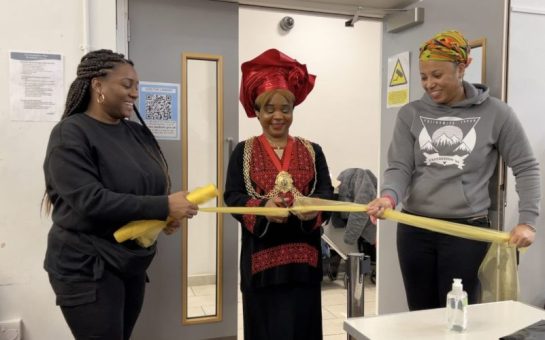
[418,116,480,170]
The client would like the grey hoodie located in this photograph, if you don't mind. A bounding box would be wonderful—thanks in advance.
[381,81,540,226]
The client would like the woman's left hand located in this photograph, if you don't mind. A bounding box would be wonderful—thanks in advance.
[509,224,536,247]
[163,219,181,235]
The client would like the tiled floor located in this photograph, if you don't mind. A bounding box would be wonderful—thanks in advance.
[321,278,376,339]
[186,284,217,318]
[187,274,377,339]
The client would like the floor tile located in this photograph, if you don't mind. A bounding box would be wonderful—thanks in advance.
[324,334,348,340]
[323,318,345,336]
[191,284,216,296]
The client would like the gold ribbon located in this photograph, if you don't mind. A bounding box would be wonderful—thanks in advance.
[113,188,517,302]
[113,184,219,247]
[204,197,510,244]
[203,196,518,302]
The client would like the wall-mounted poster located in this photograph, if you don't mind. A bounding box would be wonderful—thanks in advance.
[387,51,410,108]
[9,51,64,121]
[138,81,180,140]
[465,38,486,84]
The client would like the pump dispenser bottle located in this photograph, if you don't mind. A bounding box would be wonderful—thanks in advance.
[446,278,468,332]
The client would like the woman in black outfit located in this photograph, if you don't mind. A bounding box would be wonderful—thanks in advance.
[42,49,197,339]
[224,49,334,340]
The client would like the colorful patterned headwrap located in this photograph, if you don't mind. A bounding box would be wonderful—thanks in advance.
[419,30,470,64]
[240,49,316,118]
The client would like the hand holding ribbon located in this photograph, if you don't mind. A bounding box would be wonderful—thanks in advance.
[113,184,218,247]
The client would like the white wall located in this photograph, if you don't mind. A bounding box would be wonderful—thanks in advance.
[0,1,116,338]
[507,0,545,307]
[239,7,382,179]
[511,0,545,11]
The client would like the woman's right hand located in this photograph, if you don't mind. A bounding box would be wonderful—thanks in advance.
[264,197,288,224]
[168,191,199,220]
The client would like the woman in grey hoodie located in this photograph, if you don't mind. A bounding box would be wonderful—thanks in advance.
[367,30,540,311]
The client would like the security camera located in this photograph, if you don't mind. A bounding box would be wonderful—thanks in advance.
[280,16,295,31]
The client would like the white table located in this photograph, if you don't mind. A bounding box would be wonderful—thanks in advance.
[344,300,545,339]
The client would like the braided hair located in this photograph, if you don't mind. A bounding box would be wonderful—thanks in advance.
[42,49,170,214]
[63,49,133,118]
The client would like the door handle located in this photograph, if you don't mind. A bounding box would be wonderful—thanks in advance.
[226,137,234,156]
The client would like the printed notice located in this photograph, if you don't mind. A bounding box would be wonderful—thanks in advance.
[387,51,410,108]
[9,51,64,121]
[138,81,180,140]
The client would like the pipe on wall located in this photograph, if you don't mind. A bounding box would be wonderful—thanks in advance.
[81,0,90,53]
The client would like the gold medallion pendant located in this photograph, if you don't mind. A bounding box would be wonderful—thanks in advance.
[274,171,294,193]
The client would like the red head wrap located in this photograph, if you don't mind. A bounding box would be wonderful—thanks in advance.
[240,49,316,118]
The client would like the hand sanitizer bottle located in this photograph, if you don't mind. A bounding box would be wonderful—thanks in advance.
[446,278,468,332]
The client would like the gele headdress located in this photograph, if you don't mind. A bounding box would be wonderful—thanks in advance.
[240,49,316,118]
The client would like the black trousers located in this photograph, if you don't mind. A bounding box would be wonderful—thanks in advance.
[397,216,490,311]
[49,267,147,340]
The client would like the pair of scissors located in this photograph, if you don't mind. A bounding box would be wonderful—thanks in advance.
[279,196,297,218]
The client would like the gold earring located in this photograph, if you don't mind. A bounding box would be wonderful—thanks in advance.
[97,93,105,104]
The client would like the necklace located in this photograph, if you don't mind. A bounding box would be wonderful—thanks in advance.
[243,136,318,200]
[258,135,294,194]
[266,138,286,150]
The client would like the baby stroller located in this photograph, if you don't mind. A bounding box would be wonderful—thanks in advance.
[321,168,377,285]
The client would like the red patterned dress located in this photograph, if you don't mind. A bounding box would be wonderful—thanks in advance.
[224,135,334,340]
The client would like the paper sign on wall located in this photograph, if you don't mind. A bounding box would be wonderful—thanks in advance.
[387,52,410,108]
[9,51,64,121]
[138,81,180,140]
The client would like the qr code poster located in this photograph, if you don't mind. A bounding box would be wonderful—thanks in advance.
[138,81,180,140]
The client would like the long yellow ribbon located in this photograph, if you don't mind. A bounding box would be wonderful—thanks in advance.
[204,197,510,244]
[113,189,517,302]
[202,197,516,301]
[114,192,511,249]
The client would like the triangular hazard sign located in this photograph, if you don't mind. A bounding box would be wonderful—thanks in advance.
[389,59,408,87]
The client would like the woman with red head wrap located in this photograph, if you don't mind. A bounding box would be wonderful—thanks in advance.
[367,30,540,311]
[224,49,334,339]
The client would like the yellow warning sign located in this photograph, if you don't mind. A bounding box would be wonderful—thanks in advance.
[389,59,408,87]
[388,89,409,107]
